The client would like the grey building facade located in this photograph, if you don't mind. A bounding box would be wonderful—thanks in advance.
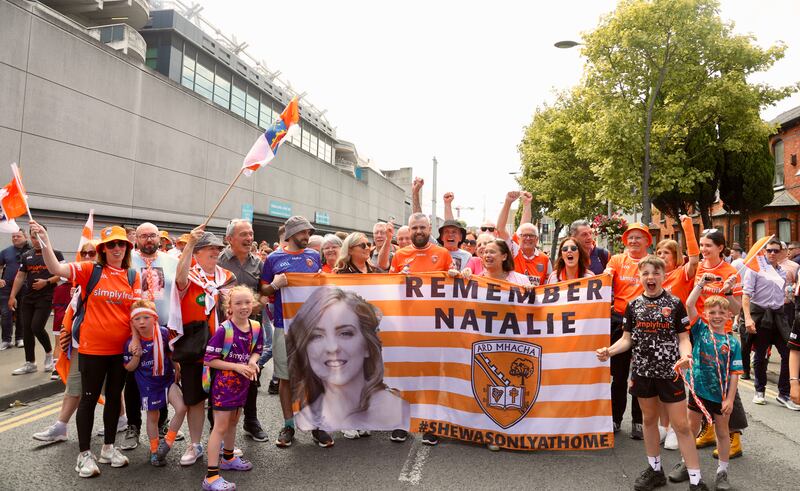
[0,0,410,252]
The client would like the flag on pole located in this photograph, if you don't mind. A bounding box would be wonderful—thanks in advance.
[75,209,95,261]
[242,97,300,176]
[739,234,783,287]
[0,165,29,233]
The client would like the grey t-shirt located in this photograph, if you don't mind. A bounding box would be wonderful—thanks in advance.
[448,248,472,270]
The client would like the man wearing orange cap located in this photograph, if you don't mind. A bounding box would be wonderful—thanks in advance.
[605,222,652,440]
[168,234,189,258]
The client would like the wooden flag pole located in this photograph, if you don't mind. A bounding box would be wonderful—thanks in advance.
[202,167,245,227]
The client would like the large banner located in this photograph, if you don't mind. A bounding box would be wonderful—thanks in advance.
[282,272,613,451]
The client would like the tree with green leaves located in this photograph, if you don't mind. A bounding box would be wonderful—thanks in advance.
[518,90,605,257]
[576,0,796,225]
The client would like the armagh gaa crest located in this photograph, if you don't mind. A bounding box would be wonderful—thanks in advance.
[471,340,541,429]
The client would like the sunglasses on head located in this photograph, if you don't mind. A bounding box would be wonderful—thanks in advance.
[480,227,495,232]
[80,250,97,258]
[464,240,477,246]
[561,245,579,252]
[104,240,127,250]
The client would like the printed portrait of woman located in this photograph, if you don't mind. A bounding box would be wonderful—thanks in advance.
[287,287,410,432]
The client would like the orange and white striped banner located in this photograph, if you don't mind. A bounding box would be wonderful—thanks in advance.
[283,272,613,451]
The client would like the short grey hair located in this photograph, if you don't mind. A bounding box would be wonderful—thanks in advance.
[569,219,591,236]
[321,234,343,249]
[408,212,430,225]
[226,219,251,238]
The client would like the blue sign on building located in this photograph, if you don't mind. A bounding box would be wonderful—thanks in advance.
[269,200,292,218]
[241,203,254,222]
[315,211,330,225]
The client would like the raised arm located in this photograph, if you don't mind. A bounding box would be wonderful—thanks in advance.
[496,191,520,241]
[377,220,394,271]
[520,191,533,225]
[27,221,71,278]
[176,225,204,290]
[686,276,706,320]
[411,177,424,215]
[443,192,455,221]
[679,215,700,279]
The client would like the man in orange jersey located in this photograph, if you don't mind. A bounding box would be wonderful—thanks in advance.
[496,191,552,286]
[604,222,652,440]
[390,212,458,446]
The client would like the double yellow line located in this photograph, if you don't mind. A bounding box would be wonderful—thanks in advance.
[0,401,61,434]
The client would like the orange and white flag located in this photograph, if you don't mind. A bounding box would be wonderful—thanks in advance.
[75,209,94,261]
[282,273,613,451]
[740,235,783,287]
[0,164,29,233]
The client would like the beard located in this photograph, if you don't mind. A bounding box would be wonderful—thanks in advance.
[412,233,429,248]
[139,243,158,255]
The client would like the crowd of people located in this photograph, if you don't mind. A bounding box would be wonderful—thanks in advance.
[0,176,799,491]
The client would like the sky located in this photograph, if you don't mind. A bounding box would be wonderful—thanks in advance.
[191,0,800,227]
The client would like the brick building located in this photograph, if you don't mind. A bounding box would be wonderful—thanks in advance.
[649,105,800,249]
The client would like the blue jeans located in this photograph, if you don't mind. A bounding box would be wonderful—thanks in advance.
[257,307,273,368]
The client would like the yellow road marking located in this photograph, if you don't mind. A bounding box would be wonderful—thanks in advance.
[0,407,60,433]
[0,401,61,429]
[737,378,778,399]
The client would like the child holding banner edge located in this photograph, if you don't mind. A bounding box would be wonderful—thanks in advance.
[596,256,707,491]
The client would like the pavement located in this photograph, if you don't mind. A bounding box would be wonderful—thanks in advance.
[0,319,63,411]
[0,367,798,490]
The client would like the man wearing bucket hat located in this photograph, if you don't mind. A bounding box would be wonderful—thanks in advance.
[172,225,236,467]
[260,216,334,449]
[438,219,472,270]
[605,222,653,440]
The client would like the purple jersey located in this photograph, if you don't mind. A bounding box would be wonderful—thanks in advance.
[204,320,264,409]
[123,327,174,410]
[260,247,320,328]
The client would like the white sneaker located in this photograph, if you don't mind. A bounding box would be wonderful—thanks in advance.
[98,446,129,467]
[96,416,128,436]
[75,451,100,478]
[658,425,667,444]
[0,341,11,350]
[777,395,800,411]
[663,427,679,450]
[15,339,23,348]
[33,423,68,442]
[753,392,766,405]
[180,442,204,466]
[343,430,360,439]
[12,361,36,375]
[43,353,54,372]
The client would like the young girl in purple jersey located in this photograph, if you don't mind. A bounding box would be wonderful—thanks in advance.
[123,300,187,467]
[202,286,263,491]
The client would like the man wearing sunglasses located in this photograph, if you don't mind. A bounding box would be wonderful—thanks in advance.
[0,229,31,350]
[119,223,181,450]
[742,239,799,410]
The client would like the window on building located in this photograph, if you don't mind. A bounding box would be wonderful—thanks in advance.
[194,56,214,101]
[290,122,302,146]
[301,125,311,153]
[213,68,231,109]
[774,140,784,187]
[181,46,196,90]
[100,25,125,43]
[318,140,328,162]
[259,99,273,129]
[753,220,766,241]
[309,131,318,157]
[328,143,335,164]
[145,47,158,70]
[245,90,260,125]
[230,81,246,118]
[778,218,791,243]
[732,223,741,244]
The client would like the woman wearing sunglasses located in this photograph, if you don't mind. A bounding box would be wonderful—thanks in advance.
[334,233,376,274]
[29,221,141,478]
[547,237,594,284]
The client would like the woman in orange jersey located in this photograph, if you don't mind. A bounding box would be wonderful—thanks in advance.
[604,222,651,438]
[656,216,700,305]
[320,234,342,273]
[30,221,141,477]
[546,236,594,284]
